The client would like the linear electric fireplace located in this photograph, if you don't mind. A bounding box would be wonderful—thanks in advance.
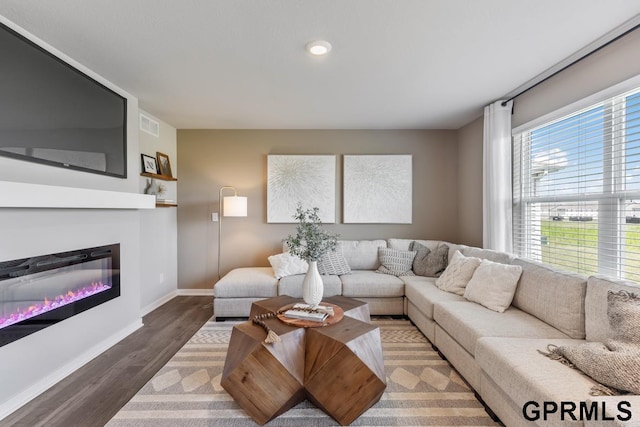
[0,244,120,347]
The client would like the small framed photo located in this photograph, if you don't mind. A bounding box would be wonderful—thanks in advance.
[141,154,158,174]
[156,152,173,178]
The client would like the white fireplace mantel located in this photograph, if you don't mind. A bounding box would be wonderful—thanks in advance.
[0,181,155,209]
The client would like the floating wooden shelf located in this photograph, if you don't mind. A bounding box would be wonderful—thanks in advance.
[156,201,177,208]
[140,172,177,181]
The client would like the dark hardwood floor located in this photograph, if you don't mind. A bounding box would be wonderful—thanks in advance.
[1,296,213,427]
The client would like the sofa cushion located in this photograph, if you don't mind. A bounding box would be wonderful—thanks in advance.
[587,395,640,426]
[317,247,351,275]
[403,276,464,319]
[586,275,640,342]
[278,274,342,298]
[476,337,599,425]
[213,267,278,298]
[388,238,440,251]
[340,270,404,298]
[463,260,522,313]
[460,246,514,264]
[511,258,587,339]
[435,250,481,296]
[409,241,448,277]
[267,252,308,279]
[434,301,569,356]
[376,247,416,277]
[338,240,386,270]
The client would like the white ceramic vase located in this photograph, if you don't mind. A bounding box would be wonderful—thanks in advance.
[302,260,323,307]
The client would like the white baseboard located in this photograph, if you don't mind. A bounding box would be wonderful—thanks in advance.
[177,288,214,296]
[140,290,178,316]
[0,319,143,421]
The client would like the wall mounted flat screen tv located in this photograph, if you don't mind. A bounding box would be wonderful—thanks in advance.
[0,22,127,178]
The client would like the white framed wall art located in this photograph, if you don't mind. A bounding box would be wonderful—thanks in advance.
[267,155,336,223]
[343,154,412,223]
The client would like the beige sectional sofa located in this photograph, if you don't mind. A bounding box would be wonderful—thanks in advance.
[213,239,640,426]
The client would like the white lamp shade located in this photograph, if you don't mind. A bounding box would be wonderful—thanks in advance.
[223,196,247,217]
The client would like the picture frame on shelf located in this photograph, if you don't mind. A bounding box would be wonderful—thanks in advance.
[156,152,173,178]
[141,154,158,174]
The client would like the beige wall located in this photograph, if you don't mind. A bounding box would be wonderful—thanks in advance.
[177,129,458,289]
[457,117,483,247]
[512,28,640,128]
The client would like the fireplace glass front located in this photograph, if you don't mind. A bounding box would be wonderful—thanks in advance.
[0,244,120,347]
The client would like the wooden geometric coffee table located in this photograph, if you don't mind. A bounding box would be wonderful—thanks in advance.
[221,295,386,426]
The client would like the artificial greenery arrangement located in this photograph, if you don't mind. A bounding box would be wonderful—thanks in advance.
[284,205,339,261]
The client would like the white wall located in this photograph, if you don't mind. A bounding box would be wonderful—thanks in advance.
[0,210,143,417]
[0,17,149,419]
[138,111,179,313]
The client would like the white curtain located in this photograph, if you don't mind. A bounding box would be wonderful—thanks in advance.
[483,100,513,252]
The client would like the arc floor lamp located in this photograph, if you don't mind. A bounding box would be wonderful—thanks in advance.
[218,186,247,279]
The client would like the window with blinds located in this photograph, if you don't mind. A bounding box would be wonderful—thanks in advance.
[513,86,640,282]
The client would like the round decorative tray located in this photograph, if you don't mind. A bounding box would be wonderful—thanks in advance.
[276,302,344,328]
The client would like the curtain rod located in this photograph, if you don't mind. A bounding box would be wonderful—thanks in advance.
[501,22,640,107]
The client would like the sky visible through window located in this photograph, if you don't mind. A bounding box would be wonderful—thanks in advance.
[530,105,604,198]
[530,92,640,199]
[520,91,640,280]
[626,92,640,193]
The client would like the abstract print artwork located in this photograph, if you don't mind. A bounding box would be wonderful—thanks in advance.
[343,155,412,223]
[267,155,336,223]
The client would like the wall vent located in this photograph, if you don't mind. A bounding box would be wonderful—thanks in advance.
[139,113,160,137]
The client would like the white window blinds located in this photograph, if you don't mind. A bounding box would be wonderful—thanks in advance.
[513,85,640,281]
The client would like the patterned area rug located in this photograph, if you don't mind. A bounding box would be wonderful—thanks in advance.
[107,319,498,426]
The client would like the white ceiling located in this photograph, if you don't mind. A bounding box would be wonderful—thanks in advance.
[1,1,640,130]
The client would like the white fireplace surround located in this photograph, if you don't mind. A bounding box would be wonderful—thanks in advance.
[0,180,155,209]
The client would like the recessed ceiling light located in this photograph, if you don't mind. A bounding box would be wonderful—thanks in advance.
[306,40,332,56]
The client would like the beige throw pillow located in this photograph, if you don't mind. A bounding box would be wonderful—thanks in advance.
[435,250,481,295]
[463,260,523,312]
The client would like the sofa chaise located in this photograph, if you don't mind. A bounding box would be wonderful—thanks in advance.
[213,239,640,426]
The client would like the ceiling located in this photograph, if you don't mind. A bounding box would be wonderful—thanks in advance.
[1,1,640,130]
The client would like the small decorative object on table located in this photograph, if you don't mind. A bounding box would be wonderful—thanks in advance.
[284,205,339,307]
[276,302,344,329]
[283,303,334,322]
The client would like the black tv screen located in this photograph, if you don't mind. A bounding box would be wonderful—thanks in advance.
[0,22,127,178]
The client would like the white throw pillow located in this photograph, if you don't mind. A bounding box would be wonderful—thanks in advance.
[268,252,308,279]
[435,250,481,295]
[463,260,523,313]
